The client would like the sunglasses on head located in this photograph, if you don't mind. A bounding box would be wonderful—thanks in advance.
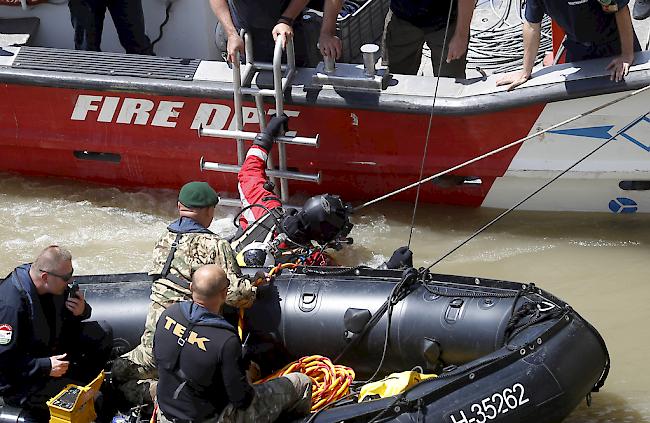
[40,268,74,282]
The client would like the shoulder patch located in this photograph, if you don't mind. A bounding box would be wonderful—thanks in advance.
[0,324,13,345]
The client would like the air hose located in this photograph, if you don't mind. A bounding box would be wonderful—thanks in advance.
[255,355,355,412]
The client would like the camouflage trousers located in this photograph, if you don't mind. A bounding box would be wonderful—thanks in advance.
[157,373,312,423]
[121,301,167,379]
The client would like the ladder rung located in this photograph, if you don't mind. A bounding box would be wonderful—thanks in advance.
[201,159,321,184]
[251,62,288,72]
[240,87,276,97]
[199,128,319,147]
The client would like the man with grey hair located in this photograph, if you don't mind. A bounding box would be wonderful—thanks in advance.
[154,264,312,423]
[0,246,112,420]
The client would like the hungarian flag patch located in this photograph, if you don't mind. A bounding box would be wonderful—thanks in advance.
[0,324,13,345]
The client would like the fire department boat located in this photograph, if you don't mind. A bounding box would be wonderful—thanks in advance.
[1,0,650,213]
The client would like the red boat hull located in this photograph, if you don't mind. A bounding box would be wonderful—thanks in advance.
[1,83,545,206]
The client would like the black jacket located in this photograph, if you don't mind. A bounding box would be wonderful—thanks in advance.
[154,301,254,421]
[0,264,91,404]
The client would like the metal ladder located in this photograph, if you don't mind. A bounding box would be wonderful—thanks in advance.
[199,32,320,206]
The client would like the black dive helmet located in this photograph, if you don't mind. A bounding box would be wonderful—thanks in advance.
[281,194,353,245]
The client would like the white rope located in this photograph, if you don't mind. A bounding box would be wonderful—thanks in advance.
[354,82,650,212]
[424,109,650,271]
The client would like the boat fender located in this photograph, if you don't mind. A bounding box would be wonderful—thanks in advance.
[358,371,437,402]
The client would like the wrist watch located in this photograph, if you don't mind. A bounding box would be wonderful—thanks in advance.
[277,15,294,26]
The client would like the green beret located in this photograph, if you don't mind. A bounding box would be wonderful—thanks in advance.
[178,182,219,208]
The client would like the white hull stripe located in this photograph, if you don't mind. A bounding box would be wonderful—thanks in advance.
[237,182,256,225]
[246,147,268,162]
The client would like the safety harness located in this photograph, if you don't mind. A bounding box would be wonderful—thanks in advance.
[231,206,284,254]
[150,233,191,290]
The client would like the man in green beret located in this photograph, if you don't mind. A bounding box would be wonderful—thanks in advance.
[111,181,258,408]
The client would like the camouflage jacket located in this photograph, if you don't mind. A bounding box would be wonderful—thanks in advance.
[149,219,256,309]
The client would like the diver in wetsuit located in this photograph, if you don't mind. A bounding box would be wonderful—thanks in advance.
[234,115,414,270]
[234,115,354,266]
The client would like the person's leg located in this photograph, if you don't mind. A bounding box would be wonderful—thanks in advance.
[217,373,312,422]
[107,0,153,54]
[111,301,164,407]
[68,0,106,51]
[248,27,275,63]
[64,320,113,384]
[293,18,321,67]
[19,377,80,421]
[424,27,467,79]
[121,301,165,376]
[383,11,426,75]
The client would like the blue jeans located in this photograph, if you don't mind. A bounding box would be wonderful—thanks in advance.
[68,0,153,55]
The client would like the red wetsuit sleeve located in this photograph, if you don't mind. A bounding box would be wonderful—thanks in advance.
[237,145,282,229]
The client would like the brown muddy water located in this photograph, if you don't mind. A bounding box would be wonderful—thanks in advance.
[1,173,648,422]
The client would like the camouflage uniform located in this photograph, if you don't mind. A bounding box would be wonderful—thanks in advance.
[122,229,257,378]
[157,373,312,423]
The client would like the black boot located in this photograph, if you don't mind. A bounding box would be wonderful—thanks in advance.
[633,0,650,20]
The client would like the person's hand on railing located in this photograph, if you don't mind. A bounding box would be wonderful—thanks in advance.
[495,69,532,91]
[607,53,634,82]
[272,23,293,48]
[226,33,245,64]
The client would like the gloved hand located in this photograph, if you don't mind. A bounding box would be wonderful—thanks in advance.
[253,115,289,152]
[253,270,272,287]
[385,246,413,269]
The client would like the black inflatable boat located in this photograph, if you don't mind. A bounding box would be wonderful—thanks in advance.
[1,267,609,422]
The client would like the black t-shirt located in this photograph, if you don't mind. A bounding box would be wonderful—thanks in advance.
[155,303,254,421]
[228,0,292,31]
[390,0,457,29]
[525,0,628,44]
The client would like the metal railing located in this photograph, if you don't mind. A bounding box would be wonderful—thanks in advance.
[199,32,320,203]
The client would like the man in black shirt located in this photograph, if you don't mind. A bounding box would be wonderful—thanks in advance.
[210,0,342,67]
[0,246,112,420]
[154,264,311,423]
[496,0,640,90]
[383,0,475,77]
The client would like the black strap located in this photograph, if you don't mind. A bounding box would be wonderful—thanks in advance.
[153,233,191,290]
[161,233,183,278]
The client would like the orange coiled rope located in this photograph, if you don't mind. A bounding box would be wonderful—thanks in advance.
[256,355,355,412]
